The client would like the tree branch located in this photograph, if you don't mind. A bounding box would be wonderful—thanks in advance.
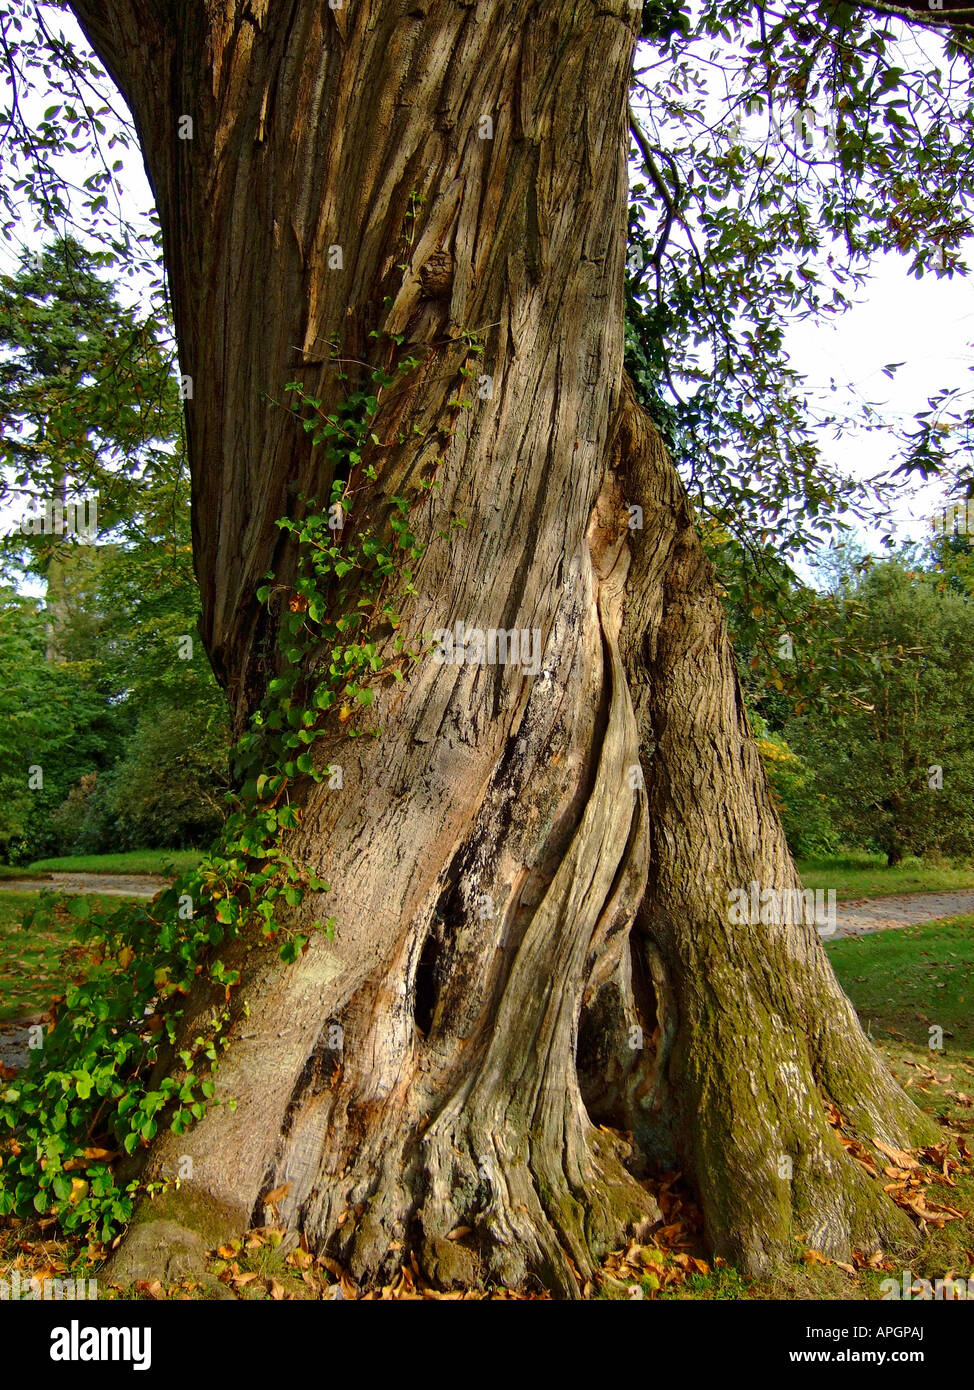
[66,1,168,96]
[832,0,974,53]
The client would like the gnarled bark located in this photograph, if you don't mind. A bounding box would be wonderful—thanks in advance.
[68,0,935,1296]
[609,384,934,1273]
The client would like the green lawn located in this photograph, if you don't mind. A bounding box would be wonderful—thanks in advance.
[824,917,974,1300]
[826,914,974,1053]
[0,891,136,1023]
[19,850,202,877]
[738,917,974,1300]
[797,851,974,901]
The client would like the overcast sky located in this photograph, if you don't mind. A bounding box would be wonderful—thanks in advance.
[787,250,972,546]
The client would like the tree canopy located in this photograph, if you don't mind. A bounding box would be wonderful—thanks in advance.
[0,3,970,574]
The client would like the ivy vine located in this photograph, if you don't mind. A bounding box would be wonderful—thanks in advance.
[0,337,465,1245]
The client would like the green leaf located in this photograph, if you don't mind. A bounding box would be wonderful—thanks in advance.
[52,1172,73,1201]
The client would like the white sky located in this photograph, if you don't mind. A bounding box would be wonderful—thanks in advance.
[786,251,973,544]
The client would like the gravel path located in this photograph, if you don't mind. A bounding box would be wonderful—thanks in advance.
[0,1022,36,1072]
[830,890,974,940]
[0,871,167,898]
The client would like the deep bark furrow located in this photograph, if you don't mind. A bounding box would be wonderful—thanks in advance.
[611,381,934,1271]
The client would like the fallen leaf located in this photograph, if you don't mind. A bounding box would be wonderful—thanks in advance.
[874,1138,920,1170]
[918,1142,950,1167]
[838,1136,879,1177]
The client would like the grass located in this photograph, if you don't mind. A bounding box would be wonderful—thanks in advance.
[796,850,974,901]
[16,850,202,877]
[0,891,137,1023]
[827,915,974,1052]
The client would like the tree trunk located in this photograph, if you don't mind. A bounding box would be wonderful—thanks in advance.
[69,0,935,1295]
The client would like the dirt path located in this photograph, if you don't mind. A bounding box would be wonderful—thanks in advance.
[831,890,974,940]
[0,1021,37,1073]
[0,872,167,898]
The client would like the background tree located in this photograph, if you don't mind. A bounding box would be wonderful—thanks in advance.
[75,536,230,852]
[33,535,231,855]
[788,556,974,865]
[0,584,114,860]
[0,238,229,860]
[0,235,177,561]
[750,714,840,859]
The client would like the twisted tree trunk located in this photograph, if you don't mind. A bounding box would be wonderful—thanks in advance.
[70,0,933,1295]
